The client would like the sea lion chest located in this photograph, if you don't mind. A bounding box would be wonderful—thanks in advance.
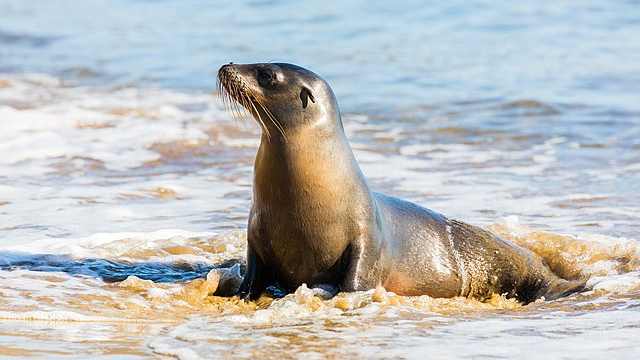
[248,140,369,289]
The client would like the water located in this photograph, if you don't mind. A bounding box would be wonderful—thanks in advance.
[1,0,639,359]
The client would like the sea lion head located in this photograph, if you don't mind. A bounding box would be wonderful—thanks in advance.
[217,62,340,139]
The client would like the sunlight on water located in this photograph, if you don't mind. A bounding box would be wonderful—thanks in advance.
[0,224,638,359]
[1,75,638,359]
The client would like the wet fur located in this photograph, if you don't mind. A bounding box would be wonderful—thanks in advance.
[217,62,585,304]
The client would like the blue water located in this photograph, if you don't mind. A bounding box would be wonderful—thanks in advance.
[2,0,639,111]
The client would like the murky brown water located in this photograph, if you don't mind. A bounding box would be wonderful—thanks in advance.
[2,224,639,359]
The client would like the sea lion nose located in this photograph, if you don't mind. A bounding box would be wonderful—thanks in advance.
[219,63,236,75]
[220,62,235,70]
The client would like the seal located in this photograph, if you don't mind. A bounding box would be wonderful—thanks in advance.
[217,62,584,304]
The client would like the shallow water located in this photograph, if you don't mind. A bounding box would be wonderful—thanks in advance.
[1,0,639,359]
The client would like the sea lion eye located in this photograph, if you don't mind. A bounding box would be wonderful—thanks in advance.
[257,69,275,87]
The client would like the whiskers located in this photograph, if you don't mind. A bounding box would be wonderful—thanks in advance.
[217,69,286,142]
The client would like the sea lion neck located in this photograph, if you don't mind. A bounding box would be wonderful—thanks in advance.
[253,125,370,205]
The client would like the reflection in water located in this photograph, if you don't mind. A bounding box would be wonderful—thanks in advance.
[0,252,243,283]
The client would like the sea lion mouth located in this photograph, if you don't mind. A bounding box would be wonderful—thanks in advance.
[217,64,286,140]
[217,65,250,109]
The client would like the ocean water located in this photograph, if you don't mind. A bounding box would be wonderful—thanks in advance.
[1,0,639,359]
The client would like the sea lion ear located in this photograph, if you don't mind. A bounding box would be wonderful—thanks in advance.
[300,87,315,109]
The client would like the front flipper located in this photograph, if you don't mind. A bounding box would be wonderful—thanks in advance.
[340,241,383,292]
[238,246,271,301]
[310,284,340,299]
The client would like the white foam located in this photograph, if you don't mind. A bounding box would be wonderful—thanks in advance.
[588,273,640,293]
[0,74,219,170]
[0,230,216,258]
[0,310,116,322]
[0,74,254,247]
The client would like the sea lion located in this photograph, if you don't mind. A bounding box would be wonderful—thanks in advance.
[217,62,584,304]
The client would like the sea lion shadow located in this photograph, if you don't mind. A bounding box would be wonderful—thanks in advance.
[0,251,245,286]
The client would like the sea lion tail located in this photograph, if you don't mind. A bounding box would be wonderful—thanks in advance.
[543,278,590,301]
